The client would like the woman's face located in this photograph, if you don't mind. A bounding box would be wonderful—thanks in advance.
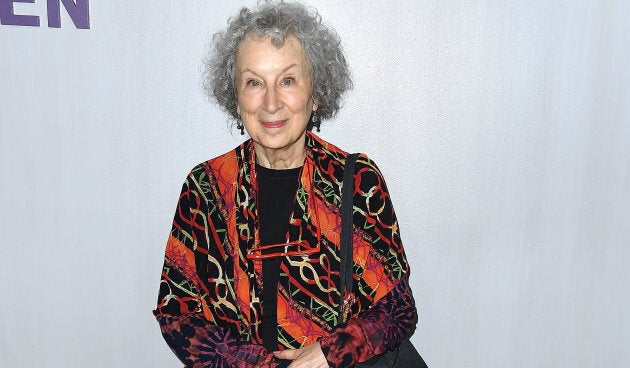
[236,34,316,166]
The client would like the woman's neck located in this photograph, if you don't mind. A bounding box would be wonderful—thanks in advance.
[254,142,306,169]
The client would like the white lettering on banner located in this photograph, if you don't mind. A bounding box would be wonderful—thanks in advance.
[0,0,90,29]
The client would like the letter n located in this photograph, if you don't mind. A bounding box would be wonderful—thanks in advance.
[47,0,90,29]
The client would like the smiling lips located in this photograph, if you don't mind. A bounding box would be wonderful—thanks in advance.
[261,119,288,129]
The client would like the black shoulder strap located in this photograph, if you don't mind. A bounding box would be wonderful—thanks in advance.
[339,153,359,321]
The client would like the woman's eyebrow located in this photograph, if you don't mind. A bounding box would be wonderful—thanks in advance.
[240,64,300,77]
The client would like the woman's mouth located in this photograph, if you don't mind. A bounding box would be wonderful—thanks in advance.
[261,119,287,129]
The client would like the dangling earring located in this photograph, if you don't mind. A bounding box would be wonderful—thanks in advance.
[235,107,245,136]
[311,112,320,132]
[236,119,245,135]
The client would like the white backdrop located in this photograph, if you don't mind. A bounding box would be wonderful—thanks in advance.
[1,1,629,367]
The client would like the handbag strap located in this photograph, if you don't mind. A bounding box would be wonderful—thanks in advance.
[339,153,359,321]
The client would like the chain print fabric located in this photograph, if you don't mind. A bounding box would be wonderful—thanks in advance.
[153,132,417,367]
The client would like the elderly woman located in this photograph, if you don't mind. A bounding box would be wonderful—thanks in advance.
[154,2,417,367]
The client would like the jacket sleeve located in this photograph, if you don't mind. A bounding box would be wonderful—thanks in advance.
[319,156,418,367]
[318,276,417,367]
[153,173,276,368]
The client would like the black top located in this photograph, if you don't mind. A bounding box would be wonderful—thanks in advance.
[256,164,301,352]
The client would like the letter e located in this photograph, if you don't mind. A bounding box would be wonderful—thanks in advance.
[0,0,40,27]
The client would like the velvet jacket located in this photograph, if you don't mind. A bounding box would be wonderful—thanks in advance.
[153,132,417,367]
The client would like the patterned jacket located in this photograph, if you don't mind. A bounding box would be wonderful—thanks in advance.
[153,132,417,367]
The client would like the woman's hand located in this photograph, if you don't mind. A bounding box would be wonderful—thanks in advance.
[273,342,329,368]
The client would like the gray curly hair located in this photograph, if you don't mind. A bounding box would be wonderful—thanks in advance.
[203,1,352,125]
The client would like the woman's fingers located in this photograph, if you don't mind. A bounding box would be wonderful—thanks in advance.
[273,343,329,368]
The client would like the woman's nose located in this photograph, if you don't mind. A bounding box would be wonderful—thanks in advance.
[263,86,282,113]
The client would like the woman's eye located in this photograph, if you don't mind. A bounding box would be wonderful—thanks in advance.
[247,80,261,87]
[281,78,294,86]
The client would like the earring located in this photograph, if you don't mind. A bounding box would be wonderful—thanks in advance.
[236,119,245,135]
[311,112,320,132]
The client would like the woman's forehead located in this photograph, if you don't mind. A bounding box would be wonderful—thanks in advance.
[236,34,307,73]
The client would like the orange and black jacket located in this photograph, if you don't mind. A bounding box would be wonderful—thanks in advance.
[154,132,417,367]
